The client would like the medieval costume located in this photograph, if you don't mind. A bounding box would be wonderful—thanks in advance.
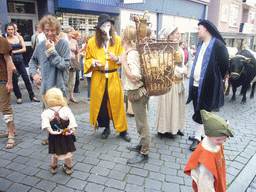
[121,25,151,164]
[84,14,130,141]
[155,25,187,138]
[41,88,77,174]
[184,110,234,192]
[186,20,229,151]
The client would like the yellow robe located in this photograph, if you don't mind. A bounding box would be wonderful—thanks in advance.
[84,36,127,133]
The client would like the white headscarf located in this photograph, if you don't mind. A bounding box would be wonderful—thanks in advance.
[158,24,177,39]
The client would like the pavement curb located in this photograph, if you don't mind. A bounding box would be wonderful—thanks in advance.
[227,152,256,192]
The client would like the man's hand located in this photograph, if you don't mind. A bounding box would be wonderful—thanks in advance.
[6,82,13,93]
[45,40,55,49]
[33,73,42,85]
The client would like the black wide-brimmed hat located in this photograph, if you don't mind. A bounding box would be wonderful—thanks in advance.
[198,20,226,44]
[94,14,115,28]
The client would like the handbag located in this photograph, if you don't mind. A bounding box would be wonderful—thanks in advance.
[69,58,81,72]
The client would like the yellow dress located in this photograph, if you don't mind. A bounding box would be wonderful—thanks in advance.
[84,36,127,133]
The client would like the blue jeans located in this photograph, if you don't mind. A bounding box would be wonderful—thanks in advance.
[12,58,35,100]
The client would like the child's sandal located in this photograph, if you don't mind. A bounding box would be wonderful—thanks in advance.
[50,165,58,174]
[62,163,73,175]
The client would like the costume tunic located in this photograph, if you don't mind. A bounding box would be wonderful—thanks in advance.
[186,38,229,112]
[29,39,71,97]
[155,47,187,134]
[84,36,127,132]
[122,49,150,154]
[41,106,77,159]
[0,37,12,82]
[184,137,226,192]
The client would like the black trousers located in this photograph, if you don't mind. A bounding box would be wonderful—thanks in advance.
[191,86,203,124]
[97,79,110,128]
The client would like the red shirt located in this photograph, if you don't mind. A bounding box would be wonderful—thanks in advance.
[184,141,226,192]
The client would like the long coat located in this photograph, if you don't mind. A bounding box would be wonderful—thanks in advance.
[84,36,127,133]
[186,37,229,112]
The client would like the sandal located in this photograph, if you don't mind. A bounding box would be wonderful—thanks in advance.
[69,98,78,103]
[0,131,17,138]
[62,163,73,175]
[50,165,58,174]
[6,136,15,149]
[41,139,49,145]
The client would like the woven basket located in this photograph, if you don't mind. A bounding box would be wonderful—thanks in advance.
[137,40,179,96]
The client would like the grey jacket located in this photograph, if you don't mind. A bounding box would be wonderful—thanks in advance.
[29,39,71,97]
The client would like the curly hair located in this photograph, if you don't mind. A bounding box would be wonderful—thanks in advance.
[39,15,62,35]
[95,24,116,48]
[73,31,81,40]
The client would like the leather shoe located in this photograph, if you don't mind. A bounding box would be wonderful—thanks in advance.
[120,130,131,142]
[189,139,200,151]
[158,132,174,139]
[101,127,110,139]
[177,130,184,136]
[127,145,141,152]
[127,153,148,164]
[188,136,204,141]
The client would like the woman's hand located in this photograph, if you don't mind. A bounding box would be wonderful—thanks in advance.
[95,60,105,67]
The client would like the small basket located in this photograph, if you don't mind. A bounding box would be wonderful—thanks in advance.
[137,40,179,96]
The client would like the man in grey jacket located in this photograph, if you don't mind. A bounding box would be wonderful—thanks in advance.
[29,14,71,145]
[29,14,70,98]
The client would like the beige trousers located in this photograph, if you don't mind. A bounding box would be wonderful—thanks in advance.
[131,95,151,154]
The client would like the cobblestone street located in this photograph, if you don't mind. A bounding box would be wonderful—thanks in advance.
[0,78,256,191]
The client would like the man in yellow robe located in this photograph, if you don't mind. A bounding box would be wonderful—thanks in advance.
[84,14,131,142]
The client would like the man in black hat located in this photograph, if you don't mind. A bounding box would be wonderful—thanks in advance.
[186,20,229,151]
[84,14,131,142]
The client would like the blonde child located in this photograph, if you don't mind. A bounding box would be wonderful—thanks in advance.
[184,110,234,192]
[42,88,77,174]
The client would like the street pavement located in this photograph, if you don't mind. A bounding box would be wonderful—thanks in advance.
[0,77,256,192]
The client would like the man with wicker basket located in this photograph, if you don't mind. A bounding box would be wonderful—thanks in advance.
[186,20,229,151]
[121,25,151,164]
[84,14,131,142]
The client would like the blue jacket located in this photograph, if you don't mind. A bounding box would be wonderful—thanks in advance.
[186,37,229,111]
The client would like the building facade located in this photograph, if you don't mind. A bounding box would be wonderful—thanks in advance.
[208,0,256,51]
[0,0,209,64]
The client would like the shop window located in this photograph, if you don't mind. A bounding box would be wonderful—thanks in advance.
[8,1,35,14]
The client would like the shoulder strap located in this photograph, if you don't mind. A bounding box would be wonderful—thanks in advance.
[50,107,63,124]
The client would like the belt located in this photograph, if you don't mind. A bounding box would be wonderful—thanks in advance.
[98,69,117,73]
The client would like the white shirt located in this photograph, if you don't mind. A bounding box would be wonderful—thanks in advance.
[122,49,144,91]
[41,106,77,130]
[193,40,210,87]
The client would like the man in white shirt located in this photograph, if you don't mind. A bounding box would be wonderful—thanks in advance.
[186,20,229,151]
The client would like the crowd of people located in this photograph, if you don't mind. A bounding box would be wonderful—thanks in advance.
[0,13,235,191]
